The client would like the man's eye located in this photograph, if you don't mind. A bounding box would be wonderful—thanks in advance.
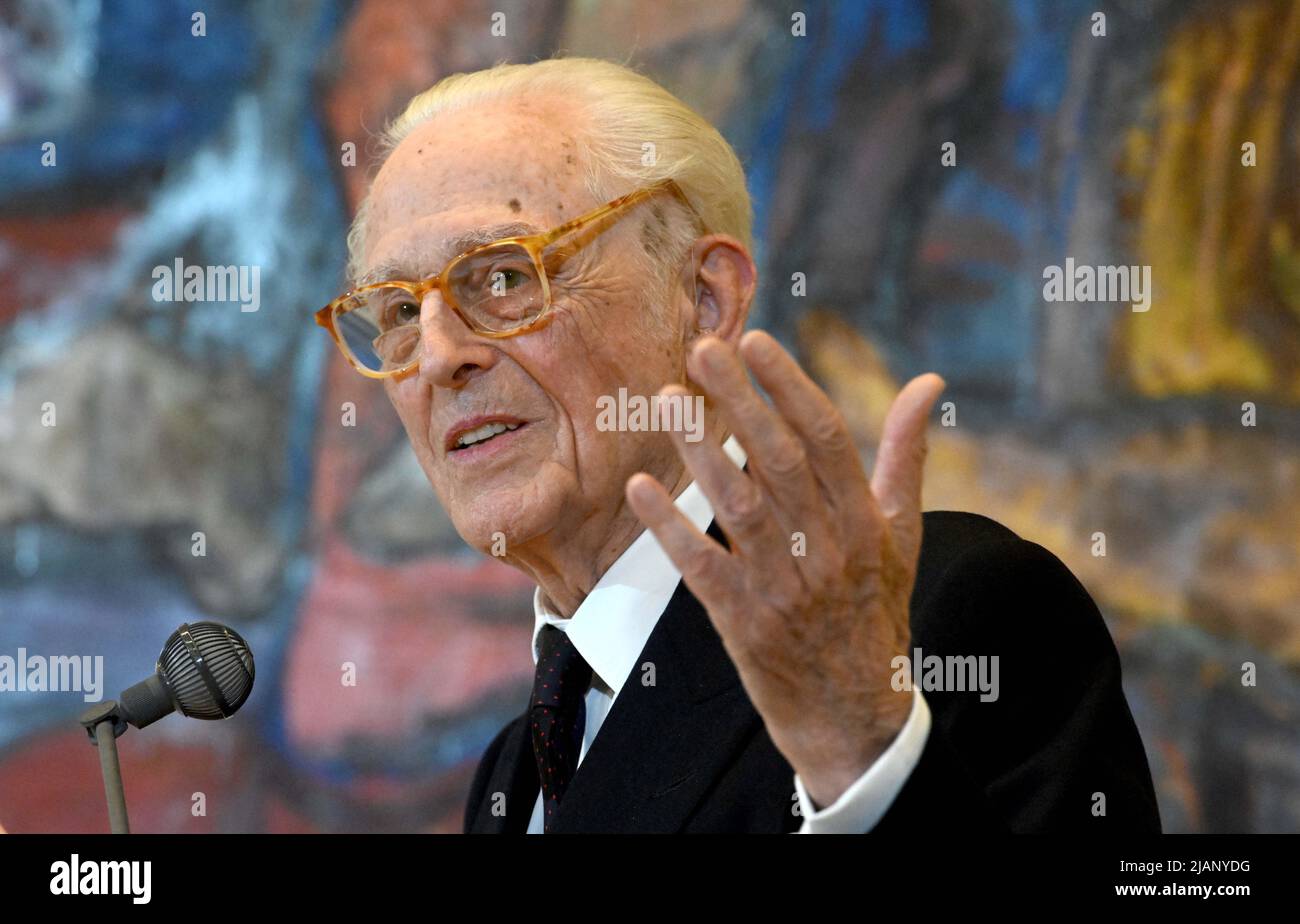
[384,301,420,327]
[489,268,526,291]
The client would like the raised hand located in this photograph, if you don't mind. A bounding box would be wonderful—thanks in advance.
[626,329,945,807]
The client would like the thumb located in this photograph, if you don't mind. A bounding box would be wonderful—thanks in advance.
[870,373,945,566]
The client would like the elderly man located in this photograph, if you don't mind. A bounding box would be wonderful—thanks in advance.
[317,57,1160,833]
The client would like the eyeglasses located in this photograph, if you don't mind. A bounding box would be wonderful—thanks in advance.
[315,178,700,380]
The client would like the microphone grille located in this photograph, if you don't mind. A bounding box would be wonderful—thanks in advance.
[157,621,255,720]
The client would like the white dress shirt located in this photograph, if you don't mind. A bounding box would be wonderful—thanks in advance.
[526,435,932,833]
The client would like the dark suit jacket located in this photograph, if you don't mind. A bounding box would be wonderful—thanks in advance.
[464,510,1162,833]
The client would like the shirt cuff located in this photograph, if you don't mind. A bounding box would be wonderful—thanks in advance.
[794,686,931,833]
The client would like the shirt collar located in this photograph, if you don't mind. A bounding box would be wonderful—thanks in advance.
[531,434,747,697]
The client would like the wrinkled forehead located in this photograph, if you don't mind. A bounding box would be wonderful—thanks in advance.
[361,95,594,278]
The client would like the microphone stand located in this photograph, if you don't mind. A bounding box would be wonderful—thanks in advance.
[79,701,131,834]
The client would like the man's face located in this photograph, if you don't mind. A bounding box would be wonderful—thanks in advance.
[360,95,690,556]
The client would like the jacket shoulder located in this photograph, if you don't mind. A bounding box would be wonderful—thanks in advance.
[914,510,1104,649]
[907,510,1161,831]
[915,510,1023,585]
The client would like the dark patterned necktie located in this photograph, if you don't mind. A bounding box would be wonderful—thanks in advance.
[531,624,593,832]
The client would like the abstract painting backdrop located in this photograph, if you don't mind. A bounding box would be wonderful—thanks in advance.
[1,0,1297,832]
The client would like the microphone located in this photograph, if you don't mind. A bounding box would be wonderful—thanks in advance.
[117,621,256,729]
[79,621,256,833]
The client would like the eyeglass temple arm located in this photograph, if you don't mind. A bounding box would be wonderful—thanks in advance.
[535,180,698,253]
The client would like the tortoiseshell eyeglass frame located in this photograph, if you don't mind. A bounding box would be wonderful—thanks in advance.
[315,178,702,380]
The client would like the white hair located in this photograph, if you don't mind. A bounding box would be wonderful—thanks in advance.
[345,56,753,308]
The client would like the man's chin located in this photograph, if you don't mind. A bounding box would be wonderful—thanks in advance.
[448,495,551,557]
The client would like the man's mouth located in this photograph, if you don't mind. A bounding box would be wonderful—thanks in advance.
[454,421,523,449]
[444,416,529,453]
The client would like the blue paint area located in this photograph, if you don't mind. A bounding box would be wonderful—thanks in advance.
[740,57,799,270]
[938,170,1032,243]
[803,0,928,132]
[737,0,1096,389]
[743,0,930,273]
[1014,125,1040,169]
[0,0,255,201]
[921,274,1036,384]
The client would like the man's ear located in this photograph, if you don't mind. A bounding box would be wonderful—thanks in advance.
[685,234,756,346]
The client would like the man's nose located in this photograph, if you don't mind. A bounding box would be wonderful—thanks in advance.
[416,289,498,389]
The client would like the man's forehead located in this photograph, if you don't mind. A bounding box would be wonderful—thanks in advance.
[358,95,588,282]
[371,96,584,208]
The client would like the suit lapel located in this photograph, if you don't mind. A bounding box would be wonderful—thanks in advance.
[545,517,766,833]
